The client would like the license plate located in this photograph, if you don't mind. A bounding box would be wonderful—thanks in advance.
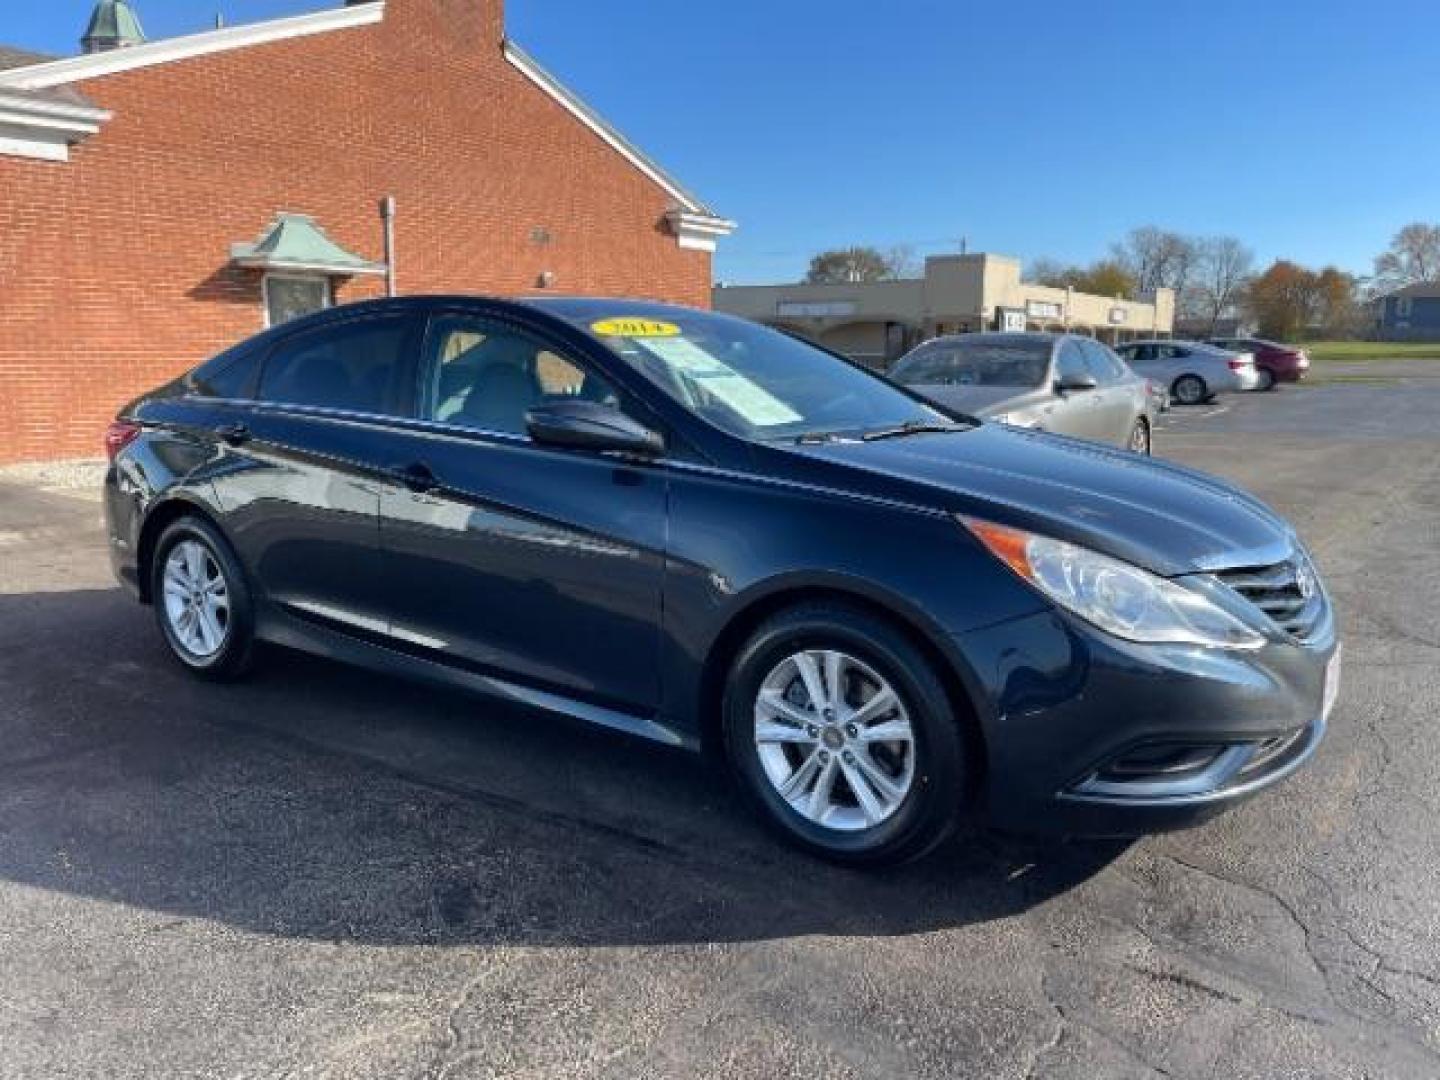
[1322,645,1342,721]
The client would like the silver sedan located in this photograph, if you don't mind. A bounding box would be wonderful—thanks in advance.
[890,332,1157,452]
[1115,340,1261,406]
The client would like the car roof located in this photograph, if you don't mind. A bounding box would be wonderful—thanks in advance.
[916,332,1068,349]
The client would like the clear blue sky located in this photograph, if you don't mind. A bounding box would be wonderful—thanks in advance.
[9,0,1438,284]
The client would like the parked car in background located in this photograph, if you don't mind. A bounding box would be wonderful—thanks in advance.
[1208,338,1310,390]
[891,333,1157,453]
[103,298,1337,866]
[1116,340,1260,405]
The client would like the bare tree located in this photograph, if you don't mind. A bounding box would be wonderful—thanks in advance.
[1193,237,1255,333]
[1112,226,1200,297]
[1373,223,1440,293]
[881,244,922,280]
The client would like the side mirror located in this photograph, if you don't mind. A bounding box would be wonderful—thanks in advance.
[526,399,664,458]
[1056,372,1099,393]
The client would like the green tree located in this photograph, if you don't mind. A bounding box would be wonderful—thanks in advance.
[805,246,899,284]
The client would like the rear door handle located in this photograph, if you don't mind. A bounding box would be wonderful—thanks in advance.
[395,461,441,494]
[218,422,250,446]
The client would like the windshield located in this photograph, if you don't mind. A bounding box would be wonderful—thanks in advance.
[557,308,949,441]
[892,340,1051,388]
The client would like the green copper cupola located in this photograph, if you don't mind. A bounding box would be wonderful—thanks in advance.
[81,1,146,54]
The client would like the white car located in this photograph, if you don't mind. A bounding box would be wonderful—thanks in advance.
[1115,340,1261,405]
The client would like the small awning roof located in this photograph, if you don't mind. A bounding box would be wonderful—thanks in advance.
[230,213,386,276]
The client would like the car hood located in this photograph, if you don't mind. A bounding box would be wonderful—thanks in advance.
[905,384,1038,416]
[778,424,1295,576]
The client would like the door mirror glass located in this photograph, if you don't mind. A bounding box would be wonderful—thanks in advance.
[527,399,664,457]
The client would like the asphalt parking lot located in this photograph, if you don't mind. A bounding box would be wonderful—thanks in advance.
[2,359,1438,1079]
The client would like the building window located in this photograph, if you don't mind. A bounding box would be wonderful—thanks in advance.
[263,274,332,328]
[1395,296,1413,318]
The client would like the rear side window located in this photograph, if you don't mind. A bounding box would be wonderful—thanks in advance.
[188,348,259,400]
[259,316,413,415]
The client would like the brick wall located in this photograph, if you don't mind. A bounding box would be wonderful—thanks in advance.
[0,0,713,463]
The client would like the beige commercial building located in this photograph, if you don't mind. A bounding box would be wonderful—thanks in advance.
[713,253,1175,369]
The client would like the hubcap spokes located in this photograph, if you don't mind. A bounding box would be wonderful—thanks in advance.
[754,649,915,832]
[162,541,230,658]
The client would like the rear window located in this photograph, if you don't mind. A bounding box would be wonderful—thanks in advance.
[892,341,1051,388]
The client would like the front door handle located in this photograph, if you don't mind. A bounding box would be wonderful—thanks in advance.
[395,461,441,494]
[218,422,250,446]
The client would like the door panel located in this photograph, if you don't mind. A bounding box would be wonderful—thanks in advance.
[377,314,666,713]
[378,430,666,712]
[210,406,386,632]
[208,312,422,635]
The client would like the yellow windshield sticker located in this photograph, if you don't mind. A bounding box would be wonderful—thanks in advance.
[591,318,682,338]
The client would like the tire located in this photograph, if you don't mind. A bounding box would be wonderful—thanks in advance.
[151,515,256,681]
[1256,368,1276,392]
[721,602,968,867]
[1128,417,1152,455]
[1172,374,1208,406]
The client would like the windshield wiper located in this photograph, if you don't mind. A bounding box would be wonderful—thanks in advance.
[861,420,968,442]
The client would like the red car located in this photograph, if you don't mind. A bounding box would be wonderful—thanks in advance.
[1207,338,1310,390]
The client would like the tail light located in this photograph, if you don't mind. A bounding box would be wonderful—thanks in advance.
[1227,359,1248,371]
[104,420,141,461]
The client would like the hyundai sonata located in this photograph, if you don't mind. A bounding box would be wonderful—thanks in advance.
[104,297,1339,865]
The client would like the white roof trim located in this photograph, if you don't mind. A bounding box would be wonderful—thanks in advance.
[0,3,385,91]
[666,209,737,253]
[504,40,713,218]
[0,91,110,160]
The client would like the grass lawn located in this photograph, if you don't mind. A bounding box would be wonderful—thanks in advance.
[1305,341,1440,361]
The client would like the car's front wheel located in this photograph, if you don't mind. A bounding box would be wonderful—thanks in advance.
[151,516,256,681]
[722,603,968,866]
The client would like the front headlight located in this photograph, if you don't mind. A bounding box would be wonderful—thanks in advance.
[963,518,1265,650]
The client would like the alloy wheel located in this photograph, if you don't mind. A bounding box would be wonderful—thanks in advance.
[753,649,916,831]
[161,540,231,658]
[1173,376,1206,406]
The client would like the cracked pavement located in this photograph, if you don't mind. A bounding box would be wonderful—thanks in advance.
[1,360,1438,1078]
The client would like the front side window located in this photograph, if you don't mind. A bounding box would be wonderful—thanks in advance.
[1056,341,1089,383]
[892,341,1051,388]
[264,275,332,328]
[420,318,619,436]
[547,308,947,441]
[258,316,412,415]
[1081,339,1127,383]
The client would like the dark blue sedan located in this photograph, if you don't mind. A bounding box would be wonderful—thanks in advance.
[102,297,1339,865]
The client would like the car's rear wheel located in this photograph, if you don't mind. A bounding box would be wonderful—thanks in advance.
[1256,368,1276,391]
[152,516,255,681]
[1172,374,1208,406]
[722,603,967,866]
[1128,417,1152,455]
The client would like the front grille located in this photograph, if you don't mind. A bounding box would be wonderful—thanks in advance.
[1214,555,1325,641]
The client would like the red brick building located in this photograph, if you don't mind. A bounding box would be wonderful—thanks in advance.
[0,0,733,464]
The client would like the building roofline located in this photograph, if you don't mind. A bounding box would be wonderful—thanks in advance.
[0,3,385,90]
[502,39,727,224]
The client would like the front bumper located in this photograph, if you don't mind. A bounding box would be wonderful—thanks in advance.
[956,605,1336,838]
